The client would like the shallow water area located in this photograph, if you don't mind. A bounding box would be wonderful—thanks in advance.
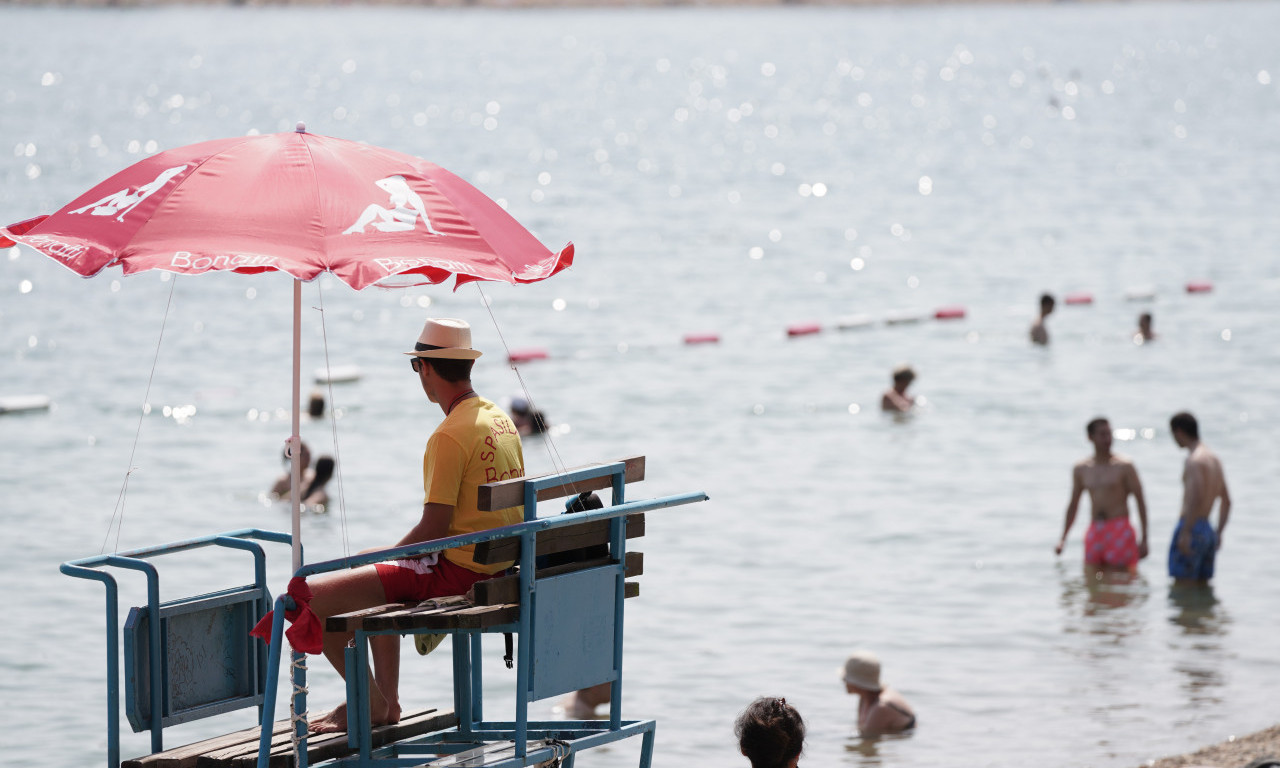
[2,2,1279,767]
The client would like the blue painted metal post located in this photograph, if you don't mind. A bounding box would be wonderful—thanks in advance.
[451,633,471,736]
[469,632,483,724]
[257,597,289,768]
[346,632,373,759]
[639,726,657,768]
[60,565,122,768]
[609,469,627,731]
[105,556,164,753]
[514,481,539,759]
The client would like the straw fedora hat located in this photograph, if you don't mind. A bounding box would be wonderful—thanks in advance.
[405,318,482,360]
[840,650,883,692]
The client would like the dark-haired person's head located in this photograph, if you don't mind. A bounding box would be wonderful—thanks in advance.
[1086,417,1109,438]
[422,357,474,383]
[1170,411,1199,441]
[735,697,805,768]
[303,456,335,501]
[1040,293,1056,312]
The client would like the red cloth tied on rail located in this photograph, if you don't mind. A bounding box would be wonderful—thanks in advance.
[250,577,323,655]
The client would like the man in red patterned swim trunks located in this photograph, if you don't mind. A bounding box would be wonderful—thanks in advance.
[1055,417,1150,572]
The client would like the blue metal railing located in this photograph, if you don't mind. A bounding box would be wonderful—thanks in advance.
[62,529,293,768]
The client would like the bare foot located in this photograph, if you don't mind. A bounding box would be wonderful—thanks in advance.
[380,701,402,727]
[309,705,349,734]
[310,702,402,734]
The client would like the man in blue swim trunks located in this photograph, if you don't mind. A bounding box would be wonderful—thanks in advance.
[1168,412,1231,584]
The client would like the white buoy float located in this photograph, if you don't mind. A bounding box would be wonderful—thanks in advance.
[835,314,875,330]
[314,365,362,384]
[883,310,925,326]
[0,394,51,415]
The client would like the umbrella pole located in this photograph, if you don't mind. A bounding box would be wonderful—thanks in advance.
[291,278,303,573]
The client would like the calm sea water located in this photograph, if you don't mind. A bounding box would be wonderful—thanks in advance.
[2,3,1279,767]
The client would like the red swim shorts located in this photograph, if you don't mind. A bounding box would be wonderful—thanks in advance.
[375,557,493,604]
[1084,517,1139,569]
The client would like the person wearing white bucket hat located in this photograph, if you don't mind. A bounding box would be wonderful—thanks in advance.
[840,650,916,736]
[307,317,525,734]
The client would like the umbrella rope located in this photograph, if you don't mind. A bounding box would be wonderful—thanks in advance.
[312,283,352,559]
[474,284,587,502]
[101,276,178,554]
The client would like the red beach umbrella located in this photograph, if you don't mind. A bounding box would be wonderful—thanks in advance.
[1,124,574,570]
[0,124,572,290]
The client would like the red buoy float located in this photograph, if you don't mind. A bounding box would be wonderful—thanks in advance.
[787,323,822,337]
[933,306,967,321]
[1186,281,1213,294]
[1063,292,1094,305]
[507,348,549,364]
[683,333,721,345]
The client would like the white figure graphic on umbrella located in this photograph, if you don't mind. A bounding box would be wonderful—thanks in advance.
[344,175,442,236]
[70,164,188,222]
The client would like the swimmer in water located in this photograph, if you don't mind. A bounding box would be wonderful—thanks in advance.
[1030,293,1055,345]
[302,456,335,511]
[1135,312,1156,343]
[270,440,313,500]
[1168,412,1231,584]
[1055,417,1150,572]
[736,697,805,768]
[510,397,549,436]
[880,364,916,413]
[840,650,916,736]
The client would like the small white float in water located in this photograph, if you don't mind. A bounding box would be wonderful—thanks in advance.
[0,394,51,414]
[314,365,362,384]
[835,314,875,330]
[883,310,925,326]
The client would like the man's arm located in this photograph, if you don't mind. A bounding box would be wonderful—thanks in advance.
[395,502,454,549]
[1216,467,1231,549]
[1056,467,1084,555]
[1127,463,1150,558]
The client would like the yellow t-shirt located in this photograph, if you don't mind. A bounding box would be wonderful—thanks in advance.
[423,396,525,574]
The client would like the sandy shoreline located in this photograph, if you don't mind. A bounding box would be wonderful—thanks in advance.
[1147,724,1280,768]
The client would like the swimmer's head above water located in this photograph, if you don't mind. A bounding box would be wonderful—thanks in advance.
[736,696,805,768]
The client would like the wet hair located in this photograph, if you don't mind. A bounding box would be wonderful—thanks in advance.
[304,456,335,500]
[892,365,915,384]
[1039,293,1055,310]
[1139,312,1152,325]
[735,697,805,768]
[423,357,474,383]
[1086,417,1109,438]
[1170,411,1199,440]
[307,391,326,419]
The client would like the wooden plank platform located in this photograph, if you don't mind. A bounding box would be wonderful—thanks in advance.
[472,514,645,566]
[477,456,645,512]
[122,708,457,768]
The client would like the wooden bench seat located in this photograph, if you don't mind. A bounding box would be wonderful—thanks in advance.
[121,708,457,768]
[326,538,646,637]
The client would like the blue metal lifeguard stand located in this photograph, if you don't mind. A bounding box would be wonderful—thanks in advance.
[64,458,706,768]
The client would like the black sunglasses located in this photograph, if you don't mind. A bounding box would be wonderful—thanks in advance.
[410,357,425,373]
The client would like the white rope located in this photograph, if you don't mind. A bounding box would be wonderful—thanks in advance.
[289,653,310,756]
[312,283,352,559]
[474,284,591,502]
[101,276,177,554]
